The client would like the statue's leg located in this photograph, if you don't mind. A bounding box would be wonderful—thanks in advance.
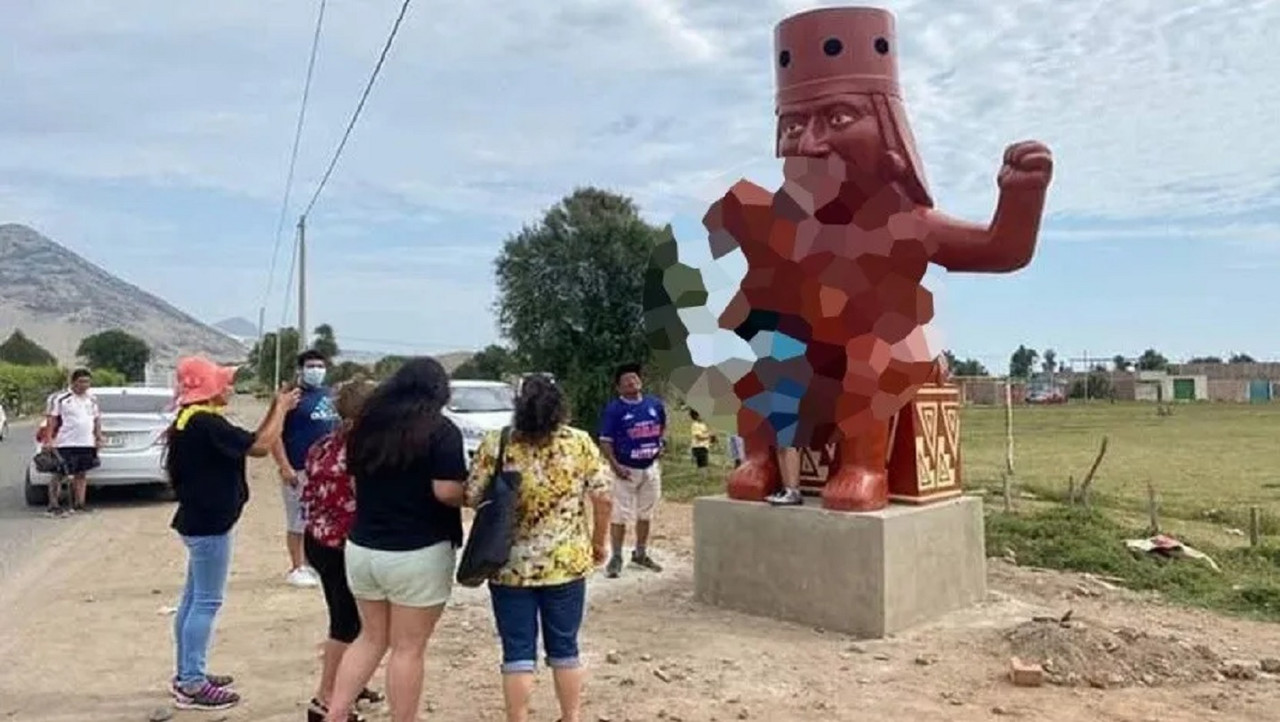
[821,417,891,512]
[726,432,782,502]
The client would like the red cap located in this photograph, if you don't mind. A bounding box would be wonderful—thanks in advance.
[774,7,900,107]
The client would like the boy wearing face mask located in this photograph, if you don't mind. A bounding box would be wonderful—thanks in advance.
[273,350,340,588]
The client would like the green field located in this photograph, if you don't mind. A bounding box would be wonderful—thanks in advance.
[663,402,1280,527]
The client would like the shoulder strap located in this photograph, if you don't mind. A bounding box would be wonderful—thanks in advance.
[495,426,511,468]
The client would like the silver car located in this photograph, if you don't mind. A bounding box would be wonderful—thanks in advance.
[25,386,176,506]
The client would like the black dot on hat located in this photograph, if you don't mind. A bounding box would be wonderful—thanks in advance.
[823,37,843,56]
[779,49,791,67]
[874,37,890,55]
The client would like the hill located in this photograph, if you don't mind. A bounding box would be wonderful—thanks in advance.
[213,316,258,339]
[0,224,247,364]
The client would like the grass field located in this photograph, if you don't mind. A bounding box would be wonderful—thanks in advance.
[662,401,1280,530]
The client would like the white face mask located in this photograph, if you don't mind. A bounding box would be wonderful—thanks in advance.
[301,367,327,387]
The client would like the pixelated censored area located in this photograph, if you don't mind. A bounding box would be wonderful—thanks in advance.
[645,156,943,450]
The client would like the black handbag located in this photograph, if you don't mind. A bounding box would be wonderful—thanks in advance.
[33,448,65,475]
[456,427,522,587]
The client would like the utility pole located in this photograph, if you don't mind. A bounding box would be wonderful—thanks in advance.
[297,215,308,351]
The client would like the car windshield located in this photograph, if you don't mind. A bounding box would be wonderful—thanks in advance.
[450,385,514,413]
[96,392,174,415]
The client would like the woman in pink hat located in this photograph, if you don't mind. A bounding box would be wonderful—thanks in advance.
[164,356,300,711]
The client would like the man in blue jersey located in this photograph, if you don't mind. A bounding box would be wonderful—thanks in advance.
[271,349,339,588]
[599,363,667,578]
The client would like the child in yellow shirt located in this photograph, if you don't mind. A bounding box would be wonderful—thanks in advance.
[689,409,715,476]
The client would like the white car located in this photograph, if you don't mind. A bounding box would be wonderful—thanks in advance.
[445,380,515,466]
[25,386,176,506]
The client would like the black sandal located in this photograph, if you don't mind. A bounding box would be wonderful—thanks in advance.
[307,697,365,722]
[356,688,384,705]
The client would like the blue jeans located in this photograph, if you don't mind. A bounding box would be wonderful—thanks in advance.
[174,533,233,685]
[489,578,586,674]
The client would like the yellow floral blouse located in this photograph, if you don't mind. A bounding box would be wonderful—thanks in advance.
[465,425,611,587]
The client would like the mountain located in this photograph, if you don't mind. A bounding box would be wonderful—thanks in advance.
[213,316,259,339]
[0,224,247,365]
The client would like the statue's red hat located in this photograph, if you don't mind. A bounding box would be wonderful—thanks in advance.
[772,6,933,207]
[774,6,900,106]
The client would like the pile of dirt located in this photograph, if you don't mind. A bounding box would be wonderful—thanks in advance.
[1004,616,1223,688]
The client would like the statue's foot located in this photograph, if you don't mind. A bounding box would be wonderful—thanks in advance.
[726,457,781,502]
[821,465,889,512]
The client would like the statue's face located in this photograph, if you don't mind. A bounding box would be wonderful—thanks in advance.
[777,94,882,179]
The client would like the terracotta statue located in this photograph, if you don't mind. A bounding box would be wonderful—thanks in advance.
[728,6,1054,512]
[644,6,1052,513]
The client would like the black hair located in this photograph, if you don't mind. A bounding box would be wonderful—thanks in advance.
[689,408,701,421]
[513,374,565,445]
[70,368,92,382]
[297,349,327,368]
[346,356,451,478]
[613,363,642,386]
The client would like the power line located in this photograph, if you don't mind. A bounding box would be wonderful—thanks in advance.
[259,0,328,322]
[301,0,413,218]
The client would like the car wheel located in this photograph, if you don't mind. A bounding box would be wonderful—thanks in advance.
[24,470,48,507]
[153,483,178,502]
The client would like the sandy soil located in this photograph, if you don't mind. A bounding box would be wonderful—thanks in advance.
[2,460,1279,721]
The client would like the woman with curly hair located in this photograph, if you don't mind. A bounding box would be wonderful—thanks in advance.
[465,374,613,722]
[323,358,468,722]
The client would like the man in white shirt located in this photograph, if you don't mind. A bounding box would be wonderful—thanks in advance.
[42,368,103,516]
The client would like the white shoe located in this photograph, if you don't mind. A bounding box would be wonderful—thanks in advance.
[286,567,320,588]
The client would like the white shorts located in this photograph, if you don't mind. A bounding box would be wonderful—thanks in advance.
[282,478,305,535]
[611,463,662,524]
[344,540,456,608]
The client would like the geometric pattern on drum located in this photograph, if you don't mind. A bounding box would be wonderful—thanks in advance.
[798,443,838,488]
[888,383,963,504]
[912,397,960,493]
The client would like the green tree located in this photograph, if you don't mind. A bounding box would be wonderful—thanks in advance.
[943,350,987,377]
[330,360,369,385]
[312,323,340,359]
[76,329,151,382]
[1009,345,1038,378]
[452,345,516,380]
[1188,356,1222,364]
[495,187,665,422]
[1228,352,1255,364]
[373,355,408,380]
[249,327,300,387]
[1112,354,1131,372]
[1136,348,1168,371]
[1041,348,1058,374]
[0,330,57,366]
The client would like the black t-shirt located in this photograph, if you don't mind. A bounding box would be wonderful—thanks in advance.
[169,412,256,537]
[348,419,467,552]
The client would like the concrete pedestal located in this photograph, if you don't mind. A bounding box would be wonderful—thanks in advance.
[693,495,986,638]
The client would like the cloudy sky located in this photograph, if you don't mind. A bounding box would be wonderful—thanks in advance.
[3,0,1278,371]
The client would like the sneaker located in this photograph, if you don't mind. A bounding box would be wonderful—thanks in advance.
[45,507,66,518]
[766,488,804,506]
[605,555,623,579]
[170,674,234,699]
[286,567,321,588]
[72,504,92,514]
[174,680,240,711]
[631,551,664,572]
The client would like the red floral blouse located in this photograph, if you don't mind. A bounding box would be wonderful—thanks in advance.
[301,430,355,548]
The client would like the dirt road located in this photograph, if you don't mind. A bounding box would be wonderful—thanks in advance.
[1,457,1278,721]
